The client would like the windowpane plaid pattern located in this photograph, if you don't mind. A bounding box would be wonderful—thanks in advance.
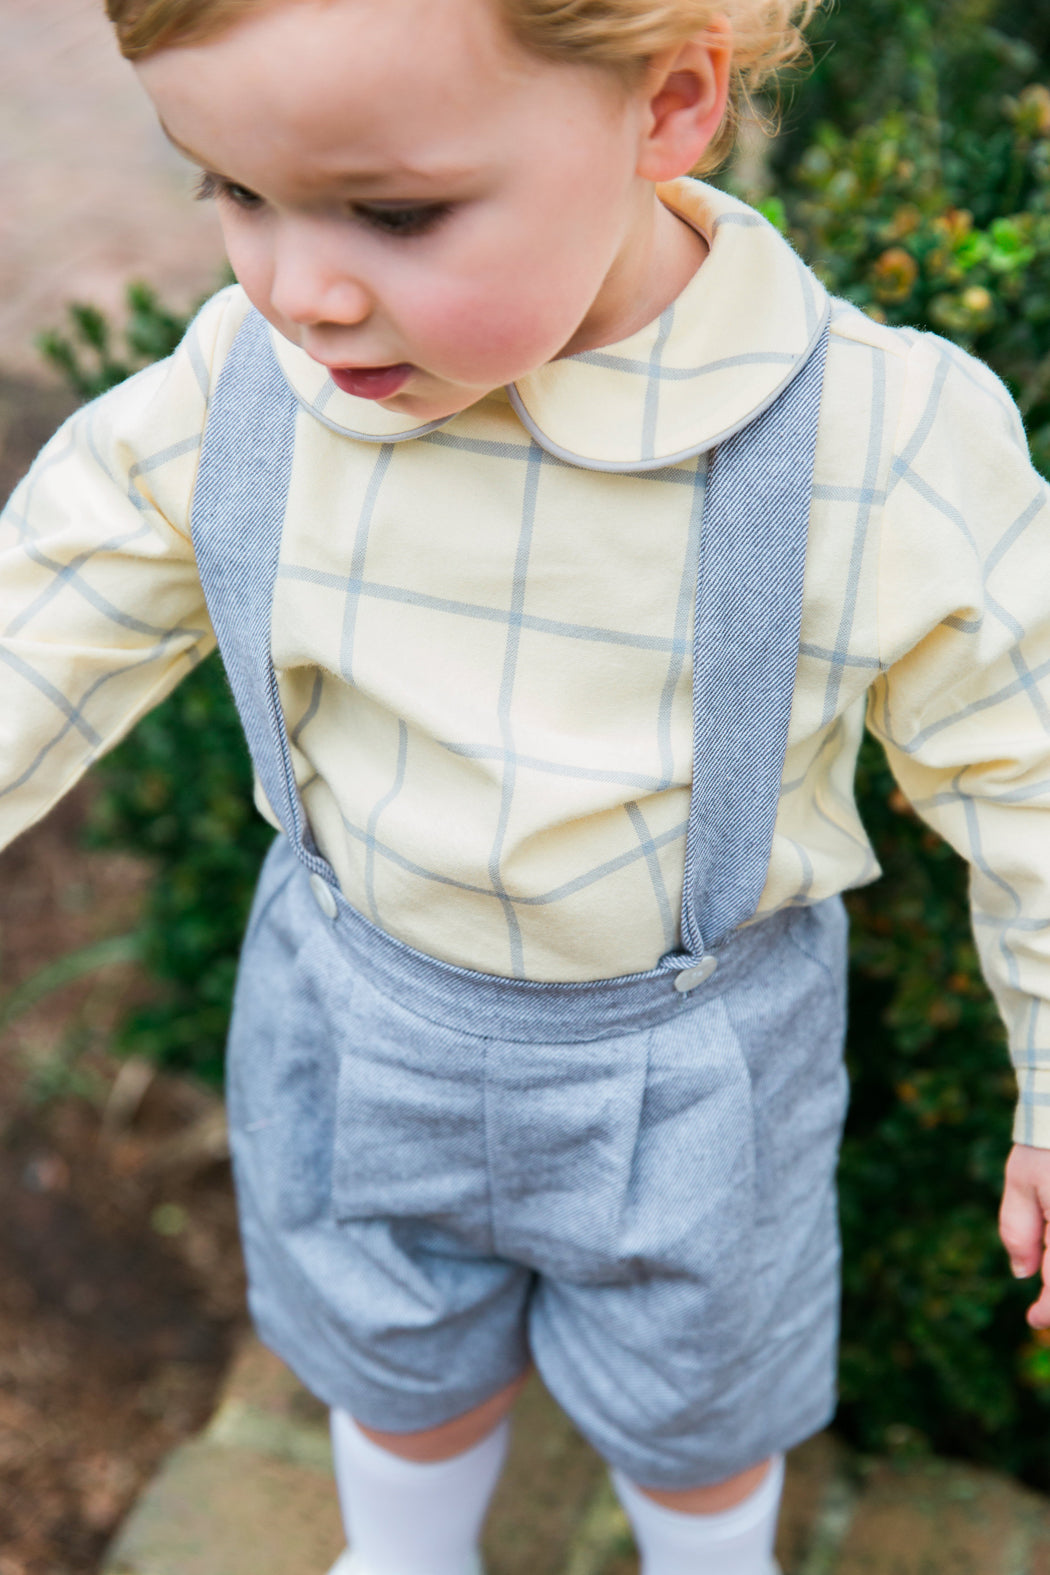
[2,180,1049,1142]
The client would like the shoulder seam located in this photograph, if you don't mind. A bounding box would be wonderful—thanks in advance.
[828,303,913,362]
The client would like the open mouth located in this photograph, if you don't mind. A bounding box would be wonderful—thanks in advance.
[328,364,413,400]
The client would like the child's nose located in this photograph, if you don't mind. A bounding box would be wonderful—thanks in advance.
[269,225,372,329]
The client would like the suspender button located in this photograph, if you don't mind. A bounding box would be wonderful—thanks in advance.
[309,873,339,920]
[674,954,718,992]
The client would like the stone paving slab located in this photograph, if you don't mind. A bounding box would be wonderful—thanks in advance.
[100,1335,859,1575]
[105,1336,623,1575]
[103,1441,346,1575]
[482,1374,613,1575]
[834,1455,1050,1575]
[100,1332,1050,1575]
[207,1336,332,1445]
[777,1431,857,1575]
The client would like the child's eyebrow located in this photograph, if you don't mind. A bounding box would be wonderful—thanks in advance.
[157,120,472,187]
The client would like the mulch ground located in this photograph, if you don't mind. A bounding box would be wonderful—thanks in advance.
[0,788,249,1575]
[0,790,250,1575]
[0,379,249,1575]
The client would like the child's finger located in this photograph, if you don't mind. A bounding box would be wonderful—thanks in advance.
[998,1176,1046,1277]
[1026,1233,1050,1328]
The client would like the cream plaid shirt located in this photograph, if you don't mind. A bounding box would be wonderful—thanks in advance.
[4,180,1050,1143]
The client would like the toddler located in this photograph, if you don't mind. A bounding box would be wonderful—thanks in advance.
[4,0,1050,1571]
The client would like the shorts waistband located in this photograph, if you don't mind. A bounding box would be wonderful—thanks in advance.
[294,849,810,1044]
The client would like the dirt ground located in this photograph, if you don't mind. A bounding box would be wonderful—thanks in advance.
[0,384,249,1575]
[0,795,250,1575]
[1,2,242,1553]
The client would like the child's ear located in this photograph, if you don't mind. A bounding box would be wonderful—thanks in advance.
[635,19,732,182]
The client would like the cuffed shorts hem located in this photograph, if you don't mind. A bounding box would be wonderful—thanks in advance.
[527,1268,840,1490]
[238,1210,533,1434]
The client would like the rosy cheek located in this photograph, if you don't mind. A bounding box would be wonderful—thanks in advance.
[416,277,565,381]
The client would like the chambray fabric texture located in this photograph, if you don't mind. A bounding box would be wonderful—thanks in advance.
[201,315,848,1488]
[228,841,849,1489]
[3,179,1050,1142]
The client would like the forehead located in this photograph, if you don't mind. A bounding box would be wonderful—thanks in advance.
[138,0,558,184]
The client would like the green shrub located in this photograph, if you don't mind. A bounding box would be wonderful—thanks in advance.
[773,89,1050,474]
[38,3,1050,1486]
[37,282,192,400]
[40,282,257,1089]
[80,653,270,1086]
[837,739,1048,1478]
[750,0,1050,1483]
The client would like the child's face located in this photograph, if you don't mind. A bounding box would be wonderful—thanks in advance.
[138,0,717,421]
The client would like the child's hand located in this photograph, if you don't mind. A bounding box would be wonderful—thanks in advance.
[999,1144,1050,1327]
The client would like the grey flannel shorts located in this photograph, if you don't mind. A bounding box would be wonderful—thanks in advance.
[227,836,849,1489]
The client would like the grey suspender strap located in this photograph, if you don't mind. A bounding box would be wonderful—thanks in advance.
[191,307,830,969]
[189,311,329,881]
[679,322,829,957]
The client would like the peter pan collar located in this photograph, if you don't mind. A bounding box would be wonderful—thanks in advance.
[268,179,830,473]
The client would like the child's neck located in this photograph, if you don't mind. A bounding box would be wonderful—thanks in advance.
[557,188,709,361]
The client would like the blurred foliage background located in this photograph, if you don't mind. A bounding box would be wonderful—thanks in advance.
[35,0,1050,1488]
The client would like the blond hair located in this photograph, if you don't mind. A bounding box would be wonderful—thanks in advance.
[105,0,821,172]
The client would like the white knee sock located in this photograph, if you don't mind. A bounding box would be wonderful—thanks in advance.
[611,1454,785,1575]
[329,1408,509,1575]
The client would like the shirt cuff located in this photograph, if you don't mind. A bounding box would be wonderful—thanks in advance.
[1012,1066,1050,1149]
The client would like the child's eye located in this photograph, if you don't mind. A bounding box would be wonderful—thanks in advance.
[195,172,264,211]
[353,203,451,238]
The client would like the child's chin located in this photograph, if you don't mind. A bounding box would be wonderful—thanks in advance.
[389,384,491,422]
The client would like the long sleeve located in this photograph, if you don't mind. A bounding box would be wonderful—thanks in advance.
[867,329,1050,1146]
[0,286,248,852]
